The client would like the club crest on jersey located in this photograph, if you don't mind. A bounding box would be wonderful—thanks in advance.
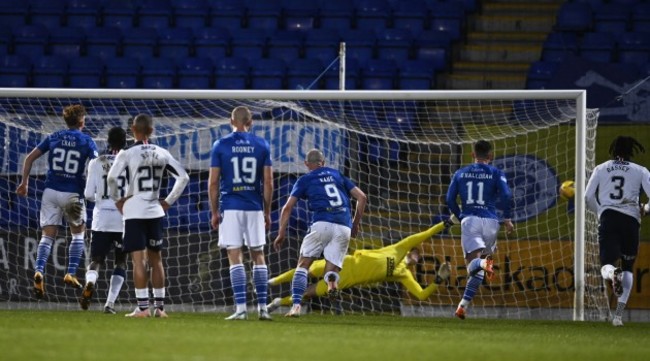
[492,154,559,222]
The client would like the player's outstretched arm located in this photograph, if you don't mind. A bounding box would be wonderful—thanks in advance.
[350,187,367,238]
[208,166,221,230]
[263,165,273,230]
[268,268,297,286]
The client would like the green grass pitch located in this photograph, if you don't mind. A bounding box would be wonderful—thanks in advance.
[1,310,649,361]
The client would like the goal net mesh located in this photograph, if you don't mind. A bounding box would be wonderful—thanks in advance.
[0,91,606,320]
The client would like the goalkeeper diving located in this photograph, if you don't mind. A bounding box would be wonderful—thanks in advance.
[267,217,457,312]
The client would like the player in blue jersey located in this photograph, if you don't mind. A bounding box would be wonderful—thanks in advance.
[273,148,367,317]
[209,106,274,321]
[80,126,128,313]
[16,104,99,299]
[445,140,513,320]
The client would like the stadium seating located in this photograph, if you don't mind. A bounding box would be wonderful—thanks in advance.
[375,28,414,63]
[324,58,360,90]
[84,27,122,60]
[0,25,11,56]
[541,32,579,63]
[398,59,435,89]
[282,0,318,32]
[580,32,616,63]
[554,2,593,32]
[287,58,325,90]
[230,29,267,60]
[361,59,397,90]
[0,54,31,87]
[177,57,213,89]
[12,24,49,59]
[48,27,85,59]
[341,30,376,65]
[138,0,173,29]
[157,27,194,61]
[632,3,650,32]
[31,55,68,87]
[593,3,632,33]
[250,58,286,89]
[101,0,138,29]
[245,0,282,30]
[0,2,28,28]
[208,0,246,29]
[141,57,176,89]
[303,29,341,65]
[354,0,391,30]
[104,57,140,88]
[121,27,158,61]
[68,56,104,88]
[193,27,230,62]
[391,0,429,36]
[617,32,650,65]
[267,30,304,64]
[214,57,249,89]
[318,0,354,30]
[65,0,101,29]
[172,0,209,30]
[526,60,558,89]
[28,0,66,28]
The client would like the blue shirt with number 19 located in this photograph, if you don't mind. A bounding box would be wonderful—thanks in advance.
[446,163,512,221]
[210,131,272,211]
[37,129,98,196]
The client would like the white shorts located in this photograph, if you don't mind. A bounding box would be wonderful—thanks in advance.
[300,221,351,269]
[40,188,87,228]
[460,216,500,256]
[218,210,266,249]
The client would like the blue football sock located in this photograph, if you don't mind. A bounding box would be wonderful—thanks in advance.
[229,264,247,307]
[35,236,54,273]
[467,258,483,277]
[66,235,84,275]
[253,264,269,306]
[463,271,484,302]
[291,267,309,305]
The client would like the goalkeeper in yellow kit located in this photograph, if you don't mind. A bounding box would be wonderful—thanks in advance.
[267,218,456,312]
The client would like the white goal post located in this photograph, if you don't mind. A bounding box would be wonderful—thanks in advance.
[0,88,604,321]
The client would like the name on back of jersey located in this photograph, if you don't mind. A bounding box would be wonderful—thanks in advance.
[232,146,254,153]
[461,172,493,179]
[607,164,630,173]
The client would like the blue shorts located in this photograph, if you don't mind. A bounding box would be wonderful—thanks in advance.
[123,218,164,253]
[90,231,124,259]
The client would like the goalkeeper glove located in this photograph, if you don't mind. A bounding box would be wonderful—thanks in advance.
[444,214,460,228]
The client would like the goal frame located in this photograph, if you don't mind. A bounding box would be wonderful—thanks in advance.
[0,88,589,320]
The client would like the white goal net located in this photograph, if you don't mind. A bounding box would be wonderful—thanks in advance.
[0,89,605,320]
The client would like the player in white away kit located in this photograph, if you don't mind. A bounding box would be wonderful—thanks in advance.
[16,104,98,298]
[108,114,189,318]
[209,106,274,321]
[80,127,129,313]
[585,136,650,327]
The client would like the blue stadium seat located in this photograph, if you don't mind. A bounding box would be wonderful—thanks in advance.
[141,57,176,89]
[415,46,447,71]
[415,29,454,53]
[287,58,324,89]
[121,27,158,61]
[391,0,429,37]
[0,26,11,56]
[427,1,465,20]
[138,0,173,29]
[12,24,49,59]
[49,27,85,59]
[208,0,246,29]
[384,100,418,136]
[541,32,578,62]
[318,0,354,30]
[580,32,615,63]
[29,0,65,28]
[101,0,137,29]
[361,58,396,90]
[65,0,101,28]
[230,29,267,60]
[0,54,31,87]
[267,30,304,64]
[214,56,249,89]
[303,29,341,65]
[250,58,286,89]
[375,28,413,62]
[282,0,318,32]
[84,27,122,60]
[429,18,462,41]
[193,26,229,61]
[105,57,140,88]
[0,2,29,28]
[594,3,632,33]
[172,0,209,30]
[32,55,68,87]
[157,27,193,61]
[632,3,650,32]
[555,2,593,32]
[526,61,557,89]
[354,0,391,30]
[398,59,435,89]
[68,56,103,88]
[177,57,213,89]
[341,30,376,65]
[617,32,650,65]
[245,0,282,30]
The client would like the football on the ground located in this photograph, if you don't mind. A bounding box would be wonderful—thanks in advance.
[559,180,575,200]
